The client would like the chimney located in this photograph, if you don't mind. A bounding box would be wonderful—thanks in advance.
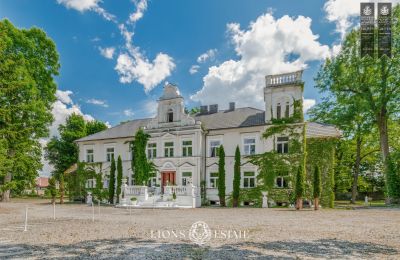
[200,105,208,114]
[229,102,235,111]
[209,104,218,114]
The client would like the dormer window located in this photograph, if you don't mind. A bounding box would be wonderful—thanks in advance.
[167,109,173,122]
[285,101,290,118]
[276,103,281,119]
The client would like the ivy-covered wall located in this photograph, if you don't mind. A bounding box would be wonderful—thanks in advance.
[306,138,336,208]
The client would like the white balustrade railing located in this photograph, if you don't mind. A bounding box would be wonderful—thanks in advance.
[124,186,147,196]
[265,70,303,86]
[164,185,191,196]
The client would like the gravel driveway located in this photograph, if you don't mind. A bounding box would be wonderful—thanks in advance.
[0,199,399,259]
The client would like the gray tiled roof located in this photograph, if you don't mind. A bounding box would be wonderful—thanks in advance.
[76,108,340,142]
[194,107,265,130]
[306,121,341,138]
[76,118,152,142]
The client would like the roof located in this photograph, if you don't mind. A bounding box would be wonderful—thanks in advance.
[36,177,49,188]
[194,107,265,130]
[306,122,341,138]
[76,118,151,142]
[75,108,340,142]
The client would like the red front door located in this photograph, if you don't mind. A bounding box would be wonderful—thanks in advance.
[162,171,175,192]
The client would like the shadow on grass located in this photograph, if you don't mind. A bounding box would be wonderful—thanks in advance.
[0,237,397,259]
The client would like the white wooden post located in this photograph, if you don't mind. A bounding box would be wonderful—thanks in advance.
[53,203,56,220]
[91,202,94,222]
[24,206,28,232]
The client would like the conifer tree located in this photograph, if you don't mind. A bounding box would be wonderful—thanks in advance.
[295,165,305,210]
[313,165,321,210]
[232,146,241,207]
[116,155,123,204]
[108,156,116,204]
[218,145,226,207]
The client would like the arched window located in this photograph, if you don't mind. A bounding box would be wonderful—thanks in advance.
[167,109,174,122]
[285,101,290,118]
[276,103,281,119]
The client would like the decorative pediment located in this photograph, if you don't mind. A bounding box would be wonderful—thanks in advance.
[160,161,176,171]
[178,162,196,167]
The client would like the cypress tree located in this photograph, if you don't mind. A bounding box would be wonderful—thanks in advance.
[132,128,151,185]
[116,155,123,204]
[295,165,305,210]
[108,155,116,204]
[313,165,321,210]
[232,146,241,207]
[218,145,226,207]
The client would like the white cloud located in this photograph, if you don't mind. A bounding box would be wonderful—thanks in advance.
[123,109,135,117]
[40,90,97,176]
[129,0,148,23]
[303,98,316,112]
[87,98,109,107]
[55,89,73,105]
[115,51,175,92]
[99,47,115,59]
[197,49,217,63]
[189,65,200,75]
[191,13,330,110]
[57,0,116,22]
[324,0,400,38]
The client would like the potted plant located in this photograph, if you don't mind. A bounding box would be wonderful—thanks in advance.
[172,191,177,201]
[130,197,137,205]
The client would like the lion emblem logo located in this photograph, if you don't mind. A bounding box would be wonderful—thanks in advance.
[189,221,212,245]
[380,5,389,16]
[363,5,372,16]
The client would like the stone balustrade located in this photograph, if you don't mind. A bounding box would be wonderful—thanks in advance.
[164,185,190,196]
[265,70,303,87]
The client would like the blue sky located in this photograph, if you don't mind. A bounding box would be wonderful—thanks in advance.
[0,0,368,130]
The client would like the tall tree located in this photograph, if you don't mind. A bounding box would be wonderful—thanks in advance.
[218,145,226,207]
[108,156,116,204]
[313,166,321,210]
[45,115,107,203]
[116,155,123,204]
[308,97,379,203]
[0,20,60,201]
[132,128,152,185]
[232,146,241,207]
[295,166,305,210]
[314,6,400,201]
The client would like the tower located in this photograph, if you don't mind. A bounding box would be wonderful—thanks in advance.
[264,70,304,124]
[157,83,185,124]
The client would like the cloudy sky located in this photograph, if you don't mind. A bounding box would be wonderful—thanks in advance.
[1,0,391,174]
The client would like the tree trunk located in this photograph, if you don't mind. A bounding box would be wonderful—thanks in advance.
[232,199,238,208]
[377,110,391,203]
[296,198,302,210]
[314,198,319,210]
[59,173,64,204]
[351,136,362,204]
[1,172,12,202]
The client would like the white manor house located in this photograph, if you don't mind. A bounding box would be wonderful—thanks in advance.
[76,71,340,208]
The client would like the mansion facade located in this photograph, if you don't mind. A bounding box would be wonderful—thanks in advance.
[76,70,340,207]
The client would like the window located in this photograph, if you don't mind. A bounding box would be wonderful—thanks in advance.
[182,140,193,157]
[182,172,192,186]
[167,109,173,122]
[276,176,287,188]
[276,137,289,154]
[164,142,174,157]
[210,140,221,157]
[147,143,157,159]
[86,149,94,163]
[85,179,96,189]
[106,147,114,162]
[243,138,256,155]
[243,171,256,188]
[285,101,290,118]
[277,103,281,119]
[209,172,219,188]
[148,177,157,187]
